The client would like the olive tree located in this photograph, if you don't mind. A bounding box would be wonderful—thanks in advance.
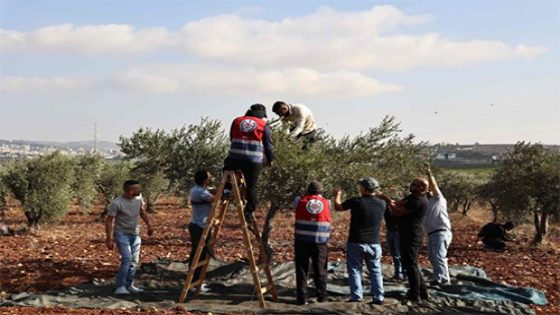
[71,154,104,212]
[3,152,75,228]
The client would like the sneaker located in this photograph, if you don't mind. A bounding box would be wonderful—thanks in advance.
[296,299,308,305]
[127,285,144,293]
[317,296,334,302]
[189,283,210,293]
[370,299,384,305]
[114,286,130,295]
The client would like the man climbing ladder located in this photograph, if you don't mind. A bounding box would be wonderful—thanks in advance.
[178,170,277,307]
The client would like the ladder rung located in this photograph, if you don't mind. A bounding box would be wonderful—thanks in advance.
[191,279,203,287]
[196,258,210,269]
[260,283,274,295]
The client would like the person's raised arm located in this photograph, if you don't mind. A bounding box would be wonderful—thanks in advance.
[377,192,409,217]
[333,189,347,211]
[288,107,305,139]
[425,162,441,196]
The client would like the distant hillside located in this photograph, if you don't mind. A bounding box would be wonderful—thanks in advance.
[0,139,119,152]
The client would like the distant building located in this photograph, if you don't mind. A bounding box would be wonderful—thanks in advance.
[436,153,456,160]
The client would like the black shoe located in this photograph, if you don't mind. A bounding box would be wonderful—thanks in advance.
[370,299,384,305]
[420,292,431,302]
[406,294,421,303]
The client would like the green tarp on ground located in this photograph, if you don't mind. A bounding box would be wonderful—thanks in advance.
[0,259,547,315]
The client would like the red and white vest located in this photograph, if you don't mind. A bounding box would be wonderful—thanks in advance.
[228,116,266,163]
[295,194,331,243]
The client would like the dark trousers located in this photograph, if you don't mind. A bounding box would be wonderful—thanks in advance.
[400,237,427,299]
[223,157,262,216]
[483,238,506,251]
[188,223,209,282]
[294,240,328,302]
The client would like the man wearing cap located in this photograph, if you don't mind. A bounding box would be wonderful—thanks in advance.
[378,178,430,302]
[424,163,452,286]
[269,101,317,147]
[333,178,386,305]
[224,104,275,225]
[292,181,332,305]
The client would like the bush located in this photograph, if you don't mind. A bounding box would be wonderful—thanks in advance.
[72,154,104,212]
[3,152,75,228]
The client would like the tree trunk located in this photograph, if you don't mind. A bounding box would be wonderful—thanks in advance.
[261,202,278,262]
[490,201,498,223]
[462,199,469,216]
[532,211,547,245]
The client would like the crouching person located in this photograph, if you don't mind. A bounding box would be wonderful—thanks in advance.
[105,180,154,295]
[334,178,386,305]
[293,181,332,305]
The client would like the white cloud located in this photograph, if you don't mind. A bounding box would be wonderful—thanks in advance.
[0,5,544,71]
[1,24,174,54]
[1,65,403,98]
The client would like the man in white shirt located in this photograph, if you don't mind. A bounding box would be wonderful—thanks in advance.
[424,163,452,286]
[270,101,317,146]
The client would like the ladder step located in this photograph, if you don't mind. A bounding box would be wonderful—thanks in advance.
[260,283,274,295]
[196,258,210,269]
[191,279,203,287]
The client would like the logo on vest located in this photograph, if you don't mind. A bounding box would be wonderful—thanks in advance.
[306,199,324,214]
[239,119,257,133]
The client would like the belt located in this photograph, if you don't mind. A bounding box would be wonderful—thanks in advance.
[428,228,448,236]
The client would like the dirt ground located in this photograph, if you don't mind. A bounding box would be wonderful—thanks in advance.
[0,197,558,314]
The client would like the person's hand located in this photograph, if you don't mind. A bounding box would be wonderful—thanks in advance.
[424,162,431,174]
[333,189,342,197]
[106,238,114,250]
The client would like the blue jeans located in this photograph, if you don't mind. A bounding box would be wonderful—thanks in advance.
[427,230,452,283]
[114,232,141,288]
[346,243,384,302]
[387,230,404,278]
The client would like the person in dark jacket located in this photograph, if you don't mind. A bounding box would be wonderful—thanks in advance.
[477,221,515,251]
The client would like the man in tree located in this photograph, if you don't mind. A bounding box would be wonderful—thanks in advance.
[379,178,430,302]
[424,163,452,286]
[223,104,274,225]
[188,169,215,292]
[269,101,317,146]
[334,178,386,305]
[477,221,515,252]
[292,181,332,305]
[105,180,154,295]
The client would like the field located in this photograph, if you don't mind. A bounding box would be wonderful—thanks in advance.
[0,197,559,314]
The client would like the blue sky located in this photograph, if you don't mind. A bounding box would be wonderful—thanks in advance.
[1,0,558,144]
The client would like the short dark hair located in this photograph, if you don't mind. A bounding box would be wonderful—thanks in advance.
[123,179,140,189]
[306,181,323,195]
[504,221,514,230]
[194,169,209,185]
[272,101,288,113]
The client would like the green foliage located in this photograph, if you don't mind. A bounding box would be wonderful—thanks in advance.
[98,161,132,209]
[119,117,227,199]
[485,142,560,243]
[438,169,489,214]
[3,152,75,227]
[261,116,426,209]
[71,154,104,211]
[0,165,8,218]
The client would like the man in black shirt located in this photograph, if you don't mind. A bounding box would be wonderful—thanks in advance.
[477,221,515,251]
[334,178,386,305]
[379,178,429,302]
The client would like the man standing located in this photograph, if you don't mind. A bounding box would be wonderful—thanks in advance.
[384,207,405,281]
[188,170,215,291]
[224,104,274,224]
[424,163,452,285]
[105,180,154,295]
[270,101,317,144]
[379,178,430,302]
[293,181,332,305]
[334,178,386,305]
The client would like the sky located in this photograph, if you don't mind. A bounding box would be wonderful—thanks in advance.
[0,0,559,145]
